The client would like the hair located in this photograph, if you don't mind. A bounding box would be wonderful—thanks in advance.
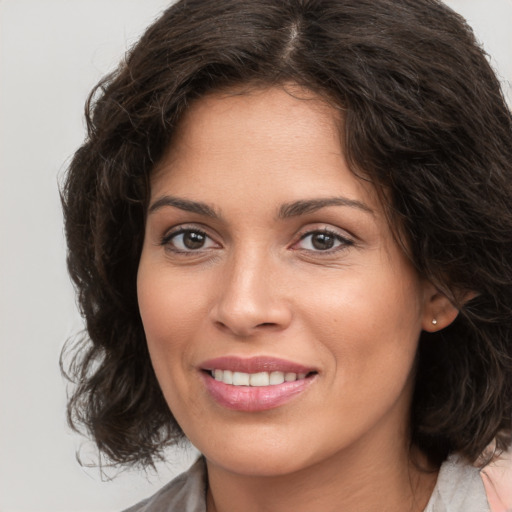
[61,0,512,469]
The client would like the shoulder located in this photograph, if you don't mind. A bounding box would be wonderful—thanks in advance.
[123,458,207,512]
[424,454,490,512]
[481,449,512,511]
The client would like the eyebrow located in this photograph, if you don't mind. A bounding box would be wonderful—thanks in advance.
[278,197,374,218]
[148,195,373,219]
[148,196,219,217]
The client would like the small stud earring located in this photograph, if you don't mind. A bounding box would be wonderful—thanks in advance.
[432,318,438,326]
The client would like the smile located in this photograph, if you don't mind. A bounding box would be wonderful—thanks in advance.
[210,369,308,386]
[200,357,318,411]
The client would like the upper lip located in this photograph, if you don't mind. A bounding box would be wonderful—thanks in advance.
[199,356,317,374]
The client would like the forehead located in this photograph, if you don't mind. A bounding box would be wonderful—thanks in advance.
[156,85,338,161]
[149,85,381,220]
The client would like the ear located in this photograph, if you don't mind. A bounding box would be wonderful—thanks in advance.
[421,281,460,333]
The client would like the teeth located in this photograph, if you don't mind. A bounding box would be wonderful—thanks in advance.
[215,369,234,384]
[269,371,285,385]
[250,372,270,386]
[232,371,250,386]
[223,370,233,384]
[211,370,310,386]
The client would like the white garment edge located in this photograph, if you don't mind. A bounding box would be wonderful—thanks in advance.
[124,454,490,512]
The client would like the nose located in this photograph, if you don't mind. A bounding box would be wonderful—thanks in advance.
[210,248,293,338]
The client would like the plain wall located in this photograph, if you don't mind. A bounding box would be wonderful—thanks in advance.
[0,1,510,511]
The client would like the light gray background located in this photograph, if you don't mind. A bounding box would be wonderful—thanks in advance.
[0,1,510,511]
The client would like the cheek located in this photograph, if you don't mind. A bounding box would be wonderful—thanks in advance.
[137,260,206,345]
[138,273,174,348]
[299,263,424,383]
[137,264,208,419]
[137,263,190,383]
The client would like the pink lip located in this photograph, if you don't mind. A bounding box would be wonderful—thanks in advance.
[200,356,314,374]
[199,356,317,412]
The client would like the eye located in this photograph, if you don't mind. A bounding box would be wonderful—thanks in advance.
[161,228,219,252]
[294,229,354,252]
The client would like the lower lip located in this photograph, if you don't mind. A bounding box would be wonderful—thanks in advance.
[201,372,316,412]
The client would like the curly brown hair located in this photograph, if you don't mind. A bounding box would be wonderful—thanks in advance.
[61,0,512,469]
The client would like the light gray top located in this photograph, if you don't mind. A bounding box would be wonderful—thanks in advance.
[424,455,490,512]
[124,454,489,512]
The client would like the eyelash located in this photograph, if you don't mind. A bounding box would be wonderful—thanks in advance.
[160,227,354,254]
[293,229,354,254]
[160,227,218,254]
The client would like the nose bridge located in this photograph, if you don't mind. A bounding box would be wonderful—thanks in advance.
[211,242,291,336]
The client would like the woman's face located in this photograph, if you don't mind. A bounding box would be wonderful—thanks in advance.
[137,85,438,476]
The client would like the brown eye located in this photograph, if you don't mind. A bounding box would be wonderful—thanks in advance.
[163,229,219,252]
[294,229,354,253]
[182,231,206,249]
[311,232,336,250]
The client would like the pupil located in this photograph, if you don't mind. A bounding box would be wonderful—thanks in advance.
[184,231,205,249]
[312,233,334,250]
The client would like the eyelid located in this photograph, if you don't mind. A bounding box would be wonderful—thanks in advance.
[160,224,222,252]
[160,222,216,241]
[157,223,355,255]
[291,226,355,253]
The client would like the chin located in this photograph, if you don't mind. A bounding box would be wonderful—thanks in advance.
[205,448,313,478]
[193,424,340,478]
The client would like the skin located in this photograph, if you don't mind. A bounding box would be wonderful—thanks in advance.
[137,85,459,512]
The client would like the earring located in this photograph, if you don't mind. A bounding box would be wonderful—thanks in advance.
[432,318,438,326]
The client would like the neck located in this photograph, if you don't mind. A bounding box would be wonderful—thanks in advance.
[205,439,438,512]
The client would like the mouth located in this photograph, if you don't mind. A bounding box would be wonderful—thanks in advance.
[199,356,318,411]
[207,369,315,386]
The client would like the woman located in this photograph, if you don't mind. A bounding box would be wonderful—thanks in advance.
[61,0,512,510]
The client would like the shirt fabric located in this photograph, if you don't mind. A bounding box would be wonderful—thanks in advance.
[123,454,490,512]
